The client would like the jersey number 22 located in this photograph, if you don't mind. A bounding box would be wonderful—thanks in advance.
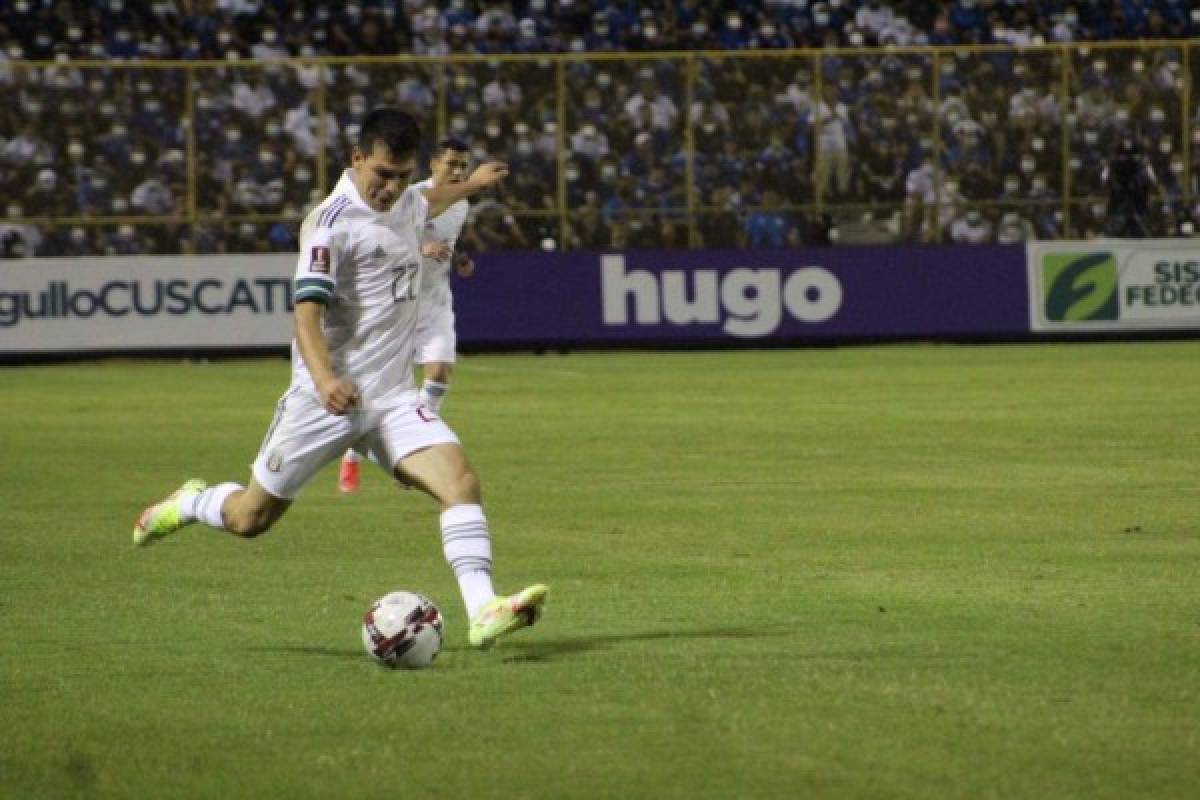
[391,263,418,303]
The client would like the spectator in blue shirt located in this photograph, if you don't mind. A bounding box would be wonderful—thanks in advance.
[745,190,794,249]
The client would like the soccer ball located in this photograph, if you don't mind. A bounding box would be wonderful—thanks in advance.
[361,591,444,669]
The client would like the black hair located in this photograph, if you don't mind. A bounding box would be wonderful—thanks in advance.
[358,107,421,159]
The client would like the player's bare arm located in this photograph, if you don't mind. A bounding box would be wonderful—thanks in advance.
[422,161,508,219]
[294,301,359,415]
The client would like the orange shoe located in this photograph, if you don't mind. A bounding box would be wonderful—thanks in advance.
[338,454,360,494]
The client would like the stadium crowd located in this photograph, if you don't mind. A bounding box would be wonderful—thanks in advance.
[1,0,1199,256]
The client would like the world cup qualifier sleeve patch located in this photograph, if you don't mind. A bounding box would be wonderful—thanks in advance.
[309,246,331,273]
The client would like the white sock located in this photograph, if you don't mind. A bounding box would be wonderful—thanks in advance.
[420,380,449,413]
[181,482,242,530]
[343,449,361,464]
[440,503,495,620]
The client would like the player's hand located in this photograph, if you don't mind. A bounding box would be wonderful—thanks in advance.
[468,161,509,189]
[453,252,475,277]
[318,377,360,416]
[421,240,453,261]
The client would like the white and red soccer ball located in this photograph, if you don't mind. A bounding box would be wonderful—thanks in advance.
[361,591,444,669]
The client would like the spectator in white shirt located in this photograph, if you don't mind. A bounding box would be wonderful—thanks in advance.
[812,85,851,198]
[232,74,277,119]
[284,90,338,158]
[250,27,288,60]
[780,70,815,116]
[625,78,678,132]
[570,122,610,161]
[996,211,1036,244]
[483,74,523,114]
[904,156,934,239]
[2,124,51,165]
[856,1,895,37]
[217,0,262,14]
[132,176,176,215]
[950,209,993,244]
[474,3,517,37]
[0,202,41,257]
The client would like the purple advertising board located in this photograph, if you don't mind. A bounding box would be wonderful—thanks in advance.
[453,246,1029,346]
[0,247,1031,359]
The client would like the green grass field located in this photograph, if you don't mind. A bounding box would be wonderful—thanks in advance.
[2,343,1199,799]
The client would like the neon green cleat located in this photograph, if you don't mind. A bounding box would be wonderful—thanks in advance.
[468,584,549,649]
[132,479,206,547]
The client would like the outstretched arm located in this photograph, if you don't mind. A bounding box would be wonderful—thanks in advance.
[422,161,509,219]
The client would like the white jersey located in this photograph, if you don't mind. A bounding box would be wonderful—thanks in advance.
[291,169,429,410]
[416,177,469,311]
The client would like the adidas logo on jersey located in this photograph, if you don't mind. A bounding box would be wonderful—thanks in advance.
[368,245,388,265]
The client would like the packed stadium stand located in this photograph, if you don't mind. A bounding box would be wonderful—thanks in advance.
[0,0,1197,256]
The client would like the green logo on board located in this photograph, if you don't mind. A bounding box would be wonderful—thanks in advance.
[1042,252,1118,321]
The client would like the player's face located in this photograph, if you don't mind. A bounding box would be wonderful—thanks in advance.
[351,141,416,212]
[431,149,470,186]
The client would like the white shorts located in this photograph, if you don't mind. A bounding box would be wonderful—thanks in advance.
[251,388,460,499]
[415,305,457,365]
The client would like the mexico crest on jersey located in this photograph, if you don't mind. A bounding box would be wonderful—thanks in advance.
[309,246,331,273]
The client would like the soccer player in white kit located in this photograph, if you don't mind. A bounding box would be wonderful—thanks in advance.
[338,138,475,494]
[132,108,547,649]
